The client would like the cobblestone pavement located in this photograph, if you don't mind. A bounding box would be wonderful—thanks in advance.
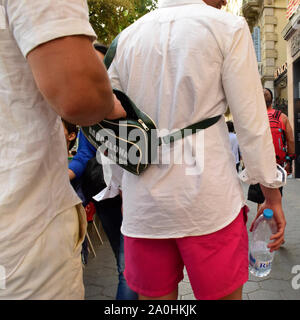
[83,178,300,300]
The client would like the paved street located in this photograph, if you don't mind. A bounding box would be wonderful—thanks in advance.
[83,177,300,300]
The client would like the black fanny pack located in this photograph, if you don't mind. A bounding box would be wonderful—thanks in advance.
[82,35,221,175]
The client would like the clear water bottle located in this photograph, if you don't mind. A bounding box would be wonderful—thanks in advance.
[249,209,277,277]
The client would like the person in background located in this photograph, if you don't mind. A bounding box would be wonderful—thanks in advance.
[0,0,125,299]
[264,88,295,176]
[248,88,295,211]
[68,43,138,300]
[247,88,295,242]
[62,118,78,157]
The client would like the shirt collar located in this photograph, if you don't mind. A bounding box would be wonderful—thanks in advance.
[158,0,205,8]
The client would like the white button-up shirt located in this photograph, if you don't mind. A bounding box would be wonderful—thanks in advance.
[0,0,95,278]
[108,0,278,238]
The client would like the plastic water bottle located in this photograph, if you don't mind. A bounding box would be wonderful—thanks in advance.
[249,209,277,277]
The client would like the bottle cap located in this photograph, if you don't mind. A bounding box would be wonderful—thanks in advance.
[263,209,273,219]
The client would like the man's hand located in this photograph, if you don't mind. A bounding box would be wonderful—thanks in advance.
[105,94,127,120]
[250,185,286,252]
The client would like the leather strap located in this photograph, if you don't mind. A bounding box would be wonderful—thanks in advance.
[158,115,221,145]
[103,34,120,70]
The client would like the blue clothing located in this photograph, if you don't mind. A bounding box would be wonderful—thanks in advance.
[69,130,96,205]
[116,234,138,300]
[69,130,96,179]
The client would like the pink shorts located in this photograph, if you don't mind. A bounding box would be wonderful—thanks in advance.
[124,206,249,300]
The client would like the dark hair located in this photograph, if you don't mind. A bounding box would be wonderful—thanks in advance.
[264,88,273,106]
[93,43,108,55]
[226,121,234,133]
[61,118,78,150]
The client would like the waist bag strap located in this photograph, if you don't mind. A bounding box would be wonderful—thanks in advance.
[104,34,120,69]
[158,115,221,146]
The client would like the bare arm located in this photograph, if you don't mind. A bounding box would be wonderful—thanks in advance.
[27,35,114,126]
[281,114,295,155]
[281,113,295,174]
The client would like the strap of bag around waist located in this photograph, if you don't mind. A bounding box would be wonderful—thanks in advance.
[158,115,221,146]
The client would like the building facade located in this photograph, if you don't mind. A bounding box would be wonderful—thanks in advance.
[230,0,300,176]
[224,0,243,15]
[282,2,300,177]
[242,0,288,115]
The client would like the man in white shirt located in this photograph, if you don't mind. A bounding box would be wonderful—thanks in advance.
[108,0,286,300]
[0,0,125,299]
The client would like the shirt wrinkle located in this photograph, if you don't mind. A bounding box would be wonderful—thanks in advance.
[108,1,278,239]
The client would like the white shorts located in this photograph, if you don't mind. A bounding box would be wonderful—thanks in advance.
[0,204,87,300]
